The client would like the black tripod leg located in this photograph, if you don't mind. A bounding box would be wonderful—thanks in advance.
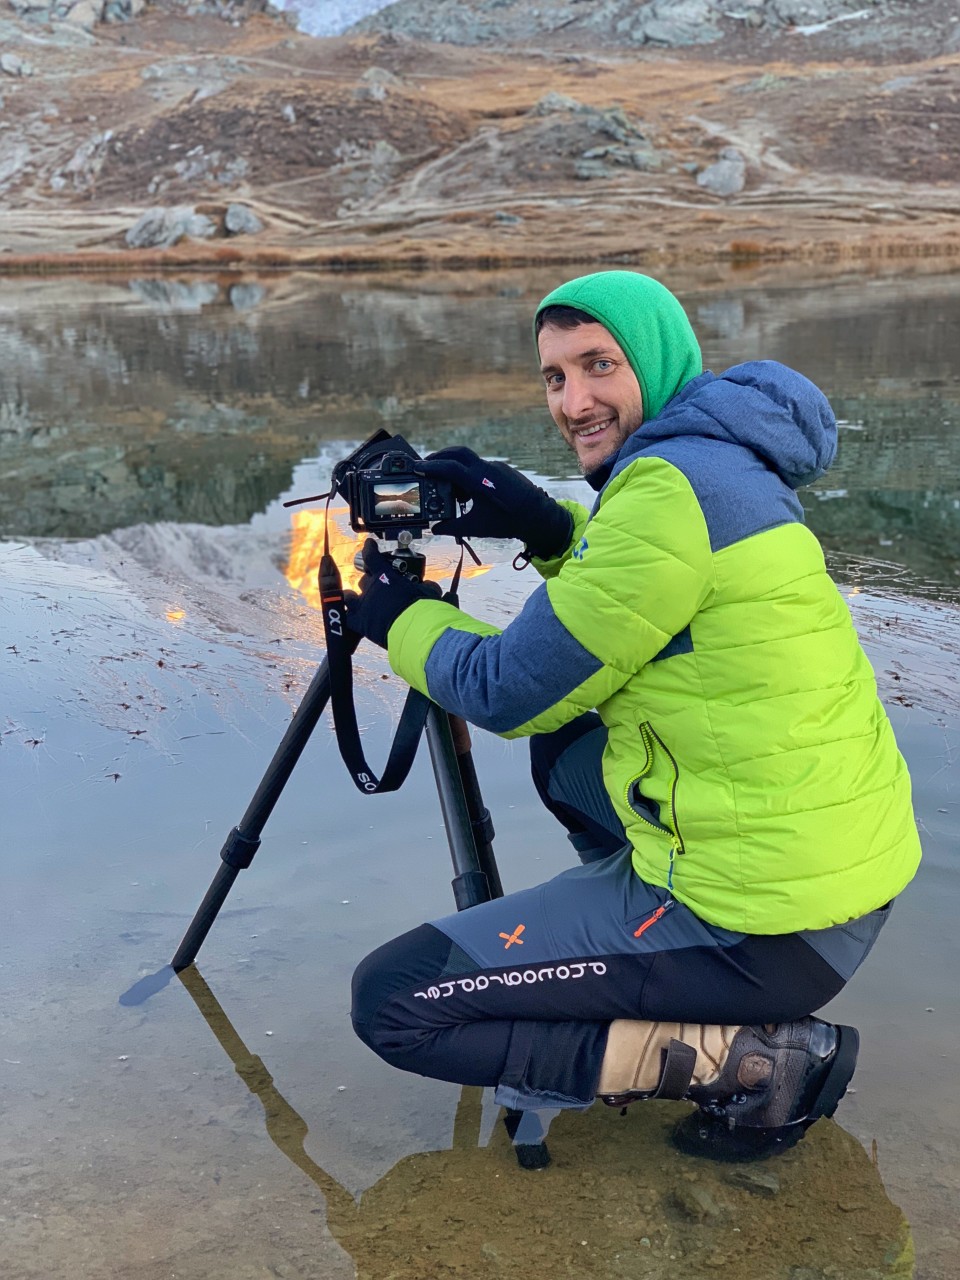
[424,706,550,1170]
[171,657,333,971]
[424,705,492,910]
[448,715,503,901]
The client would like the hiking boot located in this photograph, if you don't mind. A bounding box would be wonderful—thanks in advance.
[597,1016,859,1162]
[673,1018,859,1162]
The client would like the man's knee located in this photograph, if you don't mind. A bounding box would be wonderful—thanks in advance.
[350,945,390,1049]
[350,923,451,1052]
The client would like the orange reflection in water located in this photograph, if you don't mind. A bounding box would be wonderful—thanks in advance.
[283,507,491,610]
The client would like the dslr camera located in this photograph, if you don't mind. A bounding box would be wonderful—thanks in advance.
[332,430,456,538]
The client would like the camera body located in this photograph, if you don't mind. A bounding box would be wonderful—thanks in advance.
[333,430,456,537]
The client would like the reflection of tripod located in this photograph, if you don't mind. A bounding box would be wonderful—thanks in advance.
[171,637,549,1168]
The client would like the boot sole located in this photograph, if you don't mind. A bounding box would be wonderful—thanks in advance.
[671,1023,860,1163]
[810,1023,859,1122]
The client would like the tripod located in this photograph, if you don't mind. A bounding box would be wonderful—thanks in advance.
[171,651,550,1169]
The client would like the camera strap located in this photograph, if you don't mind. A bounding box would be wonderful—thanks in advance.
[319,519,430,796]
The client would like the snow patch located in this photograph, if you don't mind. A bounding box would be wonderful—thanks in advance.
[271,0,400,38]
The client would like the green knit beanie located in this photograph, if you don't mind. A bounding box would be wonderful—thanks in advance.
[535,270,702,421]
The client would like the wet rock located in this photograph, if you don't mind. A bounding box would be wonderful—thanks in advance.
[697,146,747,196]
[1,52,35,77]
[726,1166,781,1196]
[125,206,218,249]
[671,1181,725,1222]
[224,203,264,236]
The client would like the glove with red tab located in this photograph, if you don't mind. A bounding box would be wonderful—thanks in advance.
[414,447,573,561]
[343,539,444,649]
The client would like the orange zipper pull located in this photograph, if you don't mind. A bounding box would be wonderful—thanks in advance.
[634,905,667,939]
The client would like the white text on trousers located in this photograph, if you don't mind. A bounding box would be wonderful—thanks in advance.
[413,960,608,1000]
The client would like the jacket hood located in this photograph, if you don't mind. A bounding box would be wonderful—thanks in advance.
[588,360,837,491]
[535,270,702,421]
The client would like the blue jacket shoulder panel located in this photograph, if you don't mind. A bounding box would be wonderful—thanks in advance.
[621,435,805,553]
[592,360,831,552]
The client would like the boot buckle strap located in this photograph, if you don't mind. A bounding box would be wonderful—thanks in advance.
[651,1038,698,1100]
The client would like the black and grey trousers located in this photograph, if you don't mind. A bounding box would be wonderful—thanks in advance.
[351,713,890,1112]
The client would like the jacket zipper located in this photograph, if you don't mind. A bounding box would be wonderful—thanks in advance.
[625,722,686,889]
[645,724,686,856]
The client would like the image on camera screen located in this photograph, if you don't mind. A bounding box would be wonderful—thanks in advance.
[373,482,421,518]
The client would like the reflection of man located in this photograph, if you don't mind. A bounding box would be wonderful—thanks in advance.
[343,271,922,1158]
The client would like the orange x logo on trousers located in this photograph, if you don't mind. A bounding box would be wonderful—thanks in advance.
[499,924,525,949]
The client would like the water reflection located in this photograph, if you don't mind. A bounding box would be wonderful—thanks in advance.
[1,270,958,598]
[180,964,915,1280]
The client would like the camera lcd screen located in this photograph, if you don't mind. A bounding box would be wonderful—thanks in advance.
[372,482,421,519]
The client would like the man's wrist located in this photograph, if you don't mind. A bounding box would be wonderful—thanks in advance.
[525,503,575,561]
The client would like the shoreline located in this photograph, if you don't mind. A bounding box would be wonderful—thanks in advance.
[3,227,960,276]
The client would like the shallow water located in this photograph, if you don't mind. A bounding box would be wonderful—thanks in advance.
[2,268,959,1280]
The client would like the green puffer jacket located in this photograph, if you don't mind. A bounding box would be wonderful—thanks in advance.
[386,280,921,934]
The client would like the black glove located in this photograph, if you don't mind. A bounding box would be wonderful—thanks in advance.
[343,540,443,649]
[415,447,573,560]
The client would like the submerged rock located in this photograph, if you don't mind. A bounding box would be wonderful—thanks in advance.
[725,1166,781,1197]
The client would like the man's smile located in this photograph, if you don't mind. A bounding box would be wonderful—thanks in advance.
[573,418,615,439]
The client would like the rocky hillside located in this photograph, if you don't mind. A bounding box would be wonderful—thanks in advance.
[0,0,958,269]
[353,0,959,58]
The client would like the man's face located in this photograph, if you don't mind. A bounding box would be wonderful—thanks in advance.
[537,321,644,472]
